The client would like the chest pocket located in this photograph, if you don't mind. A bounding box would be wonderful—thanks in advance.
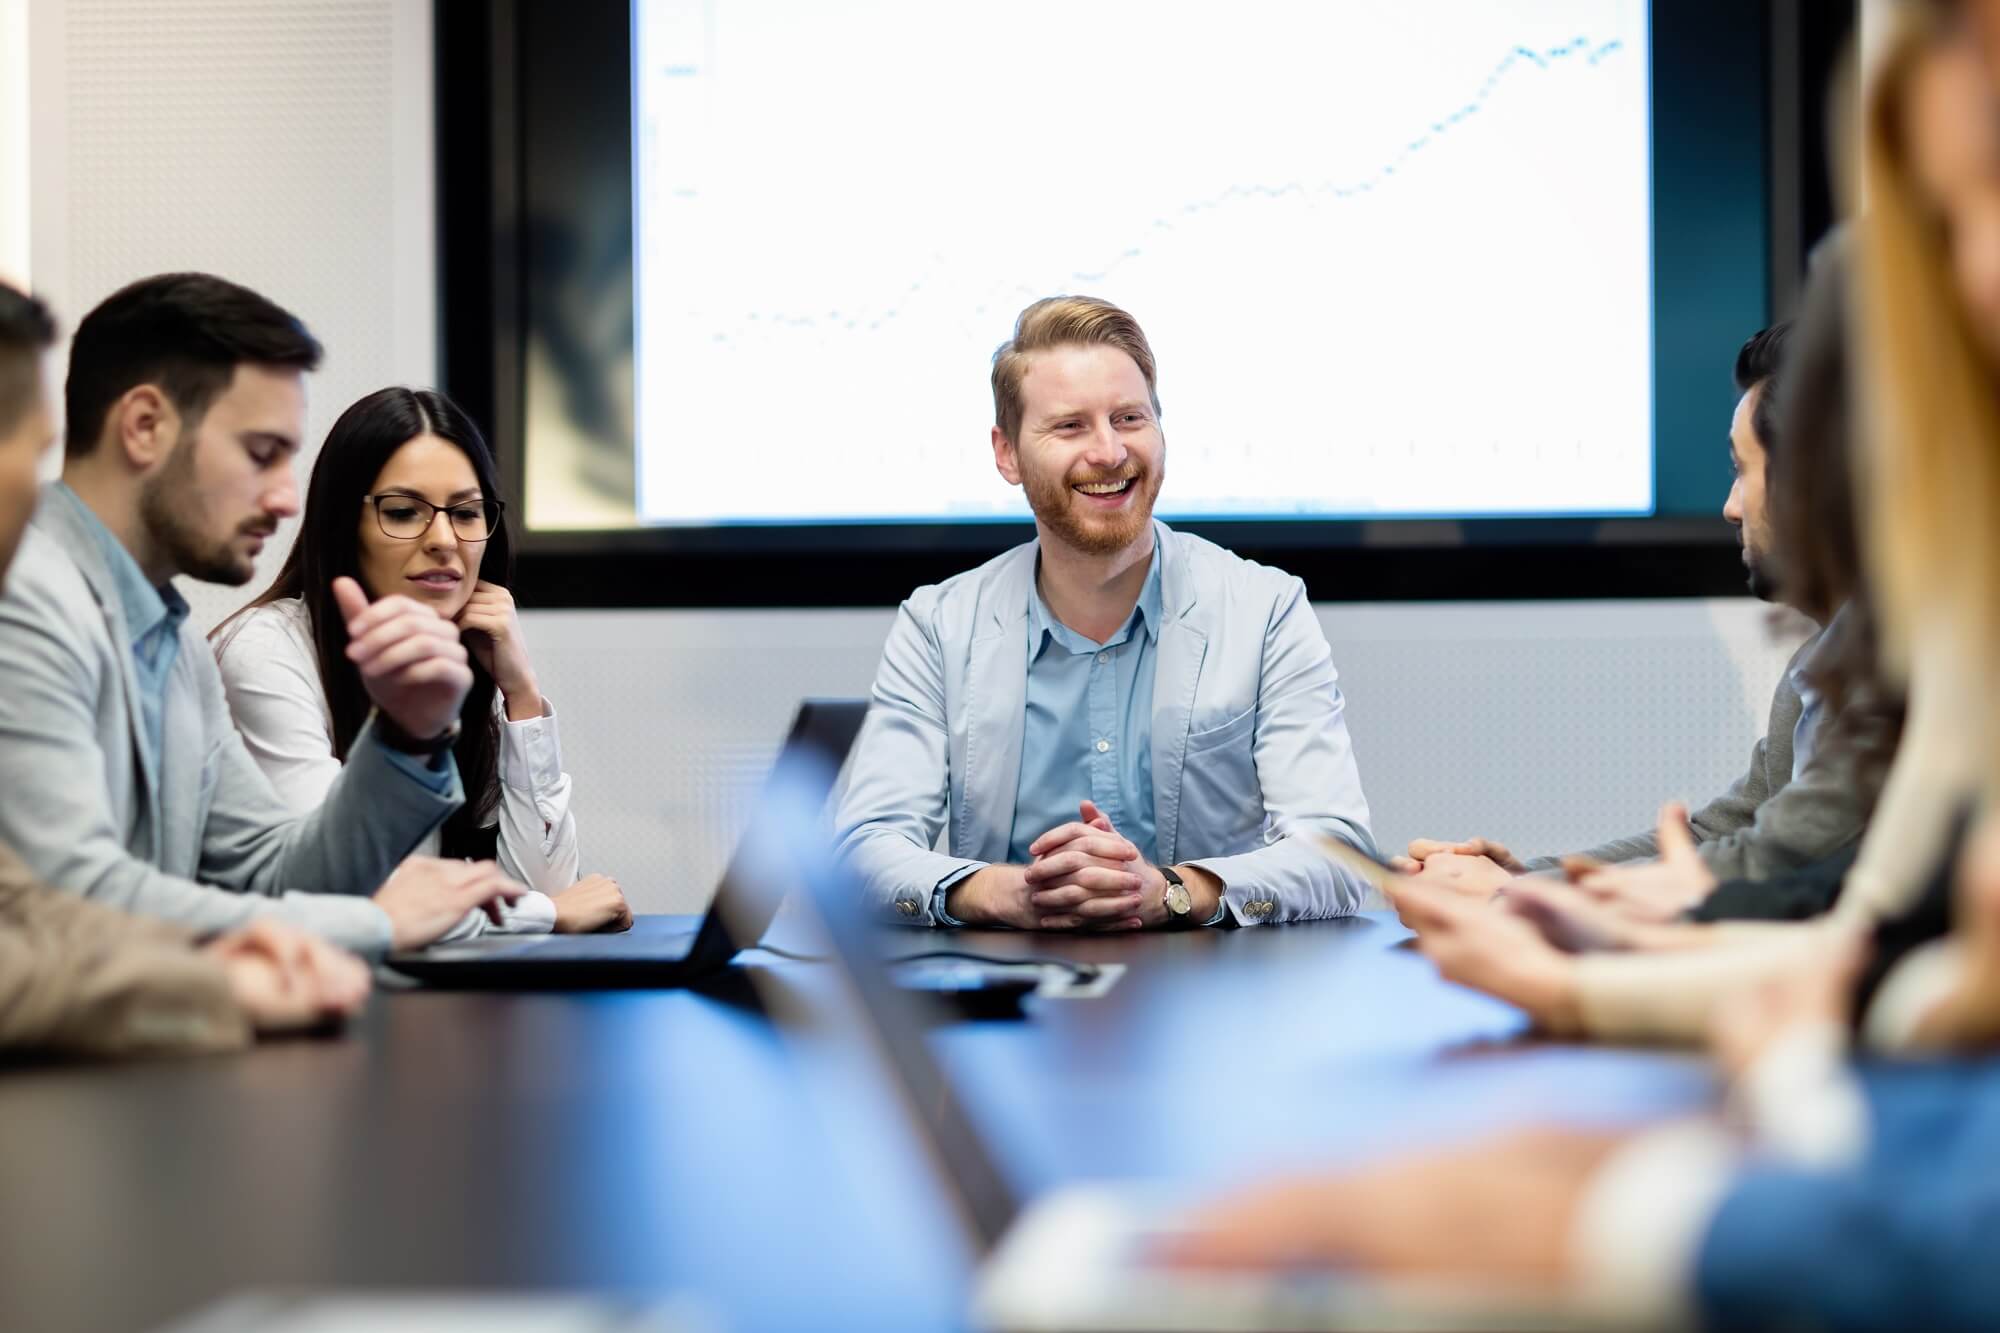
[1176,705,1265,852]
[1185,704,1256,755]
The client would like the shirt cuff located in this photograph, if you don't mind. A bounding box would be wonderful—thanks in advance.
[1569,1120,1741,1325]
[1726,1019,1869,1167]
[931,863,982,928]
[433,890,559,941]
[500,697,563,792]
[1202,887,1228,927]
[381,743,456,794]
[1179,858,1253,926]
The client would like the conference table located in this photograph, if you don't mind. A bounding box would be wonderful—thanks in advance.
[0,914,1716,1332]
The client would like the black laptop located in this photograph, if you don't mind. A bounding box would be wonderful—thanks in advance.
[384,699,869,990]
[745,743,1645,1333]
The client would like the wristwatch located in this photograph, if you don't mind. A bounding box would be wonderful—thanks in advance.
[1160,864,1197,929]
[370,707,462,758]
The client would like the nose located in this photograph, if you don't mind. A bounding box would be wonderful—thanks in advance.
[1722,478,1743,527]
[1080,417,1127,470]
[422,508,458,552]
[267,472,301,520]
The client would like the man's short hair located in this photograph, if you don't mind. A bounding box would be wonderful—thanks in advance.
[64,273,323,459]
[991,296,1161,445]
[1734,321,1795,458]
[0,282,58,438]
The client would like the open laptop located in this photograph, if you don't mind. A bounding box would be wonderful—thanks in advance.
[384,699,869,990]
[744,749,1669,1332]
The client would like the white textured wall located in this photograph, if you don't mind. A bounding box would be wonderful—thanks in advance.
[1,0,28,287]
[28,0,436,628]
[26,2,1809,914]
[520,599,1807,913]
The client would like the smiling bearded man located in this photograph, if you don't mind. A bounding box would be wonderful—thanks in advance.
[834,294,1378,932]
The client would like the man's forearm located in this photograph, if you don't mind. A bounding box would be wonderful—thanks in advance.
[947,864,1027,927]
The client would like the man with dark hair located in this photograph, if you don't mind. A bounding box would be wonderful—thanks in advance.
[1730,321,1794,602]
[0,272,527,956]
[0,279,373,1055]
[1398,318,1874,909]
[58,271,327,585]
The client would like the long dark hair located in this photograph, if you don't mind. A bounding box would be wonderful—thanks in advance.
[1766,241,1905,784]
[218,387,514,857]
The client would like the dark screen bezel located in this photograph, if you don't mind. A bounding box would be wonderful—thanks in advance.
[437,0,1852,607]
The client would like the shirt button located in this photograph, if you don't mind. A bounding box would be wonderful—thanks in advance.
[1095,652,1109,665]
[1095,739,1110,753]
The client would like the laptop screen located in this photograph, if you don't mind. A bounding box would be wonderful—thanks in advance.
[743,747,1026,1255]
[707,699,870,957]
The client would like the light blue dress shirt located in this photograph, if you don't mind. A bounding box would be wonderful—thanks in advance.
[55,483,452,796]
[53,483,188,779]
[935,552,1186,925]
[1005,554,1163,864]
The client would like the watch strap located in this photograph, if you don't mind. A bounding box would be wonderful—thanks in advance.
[1160,863,1196,929]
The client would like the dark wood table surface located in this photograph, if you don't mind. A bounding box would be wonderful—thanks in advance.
[0,914,1717,1332]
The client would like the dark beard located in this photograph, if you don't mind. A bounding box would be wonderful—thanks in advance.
[1744,554,1781,603]
[138,436,258,586]
[1022,460,1163,557]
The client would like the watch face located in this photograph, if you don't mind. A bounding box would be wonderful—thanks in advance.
[1165,881,1193,916]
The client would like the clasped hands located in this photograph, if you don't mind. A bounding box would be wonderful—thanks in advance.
[951,799,1214,931]
[1022,799,1160,931]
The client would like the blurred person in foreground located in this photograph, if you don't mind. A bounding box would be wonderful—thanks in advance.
[1160,12,2000,1330]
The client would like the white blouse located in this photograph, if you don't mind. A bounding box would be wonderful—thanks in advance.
[214,598,579,938]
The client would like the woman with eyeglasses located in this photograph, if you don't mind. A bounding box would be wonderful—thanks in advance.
[215,387,630,938]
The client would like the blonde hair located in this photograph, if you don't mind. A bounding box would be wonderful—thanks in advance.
[990,296,1160,443]
[1858,8,2000,692]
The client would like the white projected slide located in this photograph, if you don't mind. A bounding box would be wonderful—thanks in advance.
[633,0,1652,525]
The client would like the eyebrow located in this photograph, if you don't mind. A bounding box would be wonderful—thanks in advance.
[1037,402,1151,426]
[376,486,485,504]
[242,431,298,456]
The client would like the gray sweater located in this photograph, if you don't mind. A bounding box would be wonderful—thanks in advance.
[1525,624,1877,880]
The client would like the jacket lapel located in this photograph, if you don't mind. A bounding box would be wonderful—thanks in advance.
[33,491,162,836]
[1149,524,1207,867]
[959,544,1033,864]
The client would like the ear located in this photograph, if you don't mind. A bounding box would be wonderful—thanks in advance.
[992,425,1022,486]
[110,385,180,473]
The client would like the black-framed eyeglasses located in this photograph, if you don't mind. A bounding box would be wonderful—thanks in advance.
[362,494,505,542]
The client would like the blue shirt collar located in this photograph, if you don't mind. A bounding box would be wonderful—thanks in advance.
[1027,547,1165,658]
[49,481,190,650]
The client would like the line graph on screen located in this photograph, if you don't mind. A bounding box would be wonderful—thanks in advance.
[634,0,1652,524]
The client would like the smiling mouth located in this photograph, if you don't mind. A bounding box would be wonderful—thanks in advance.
[1073,477,1135,498]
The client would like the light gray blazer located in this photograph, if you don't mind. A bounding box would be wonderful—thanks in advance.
[834,521,1377,925]
[0,489,465,954]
